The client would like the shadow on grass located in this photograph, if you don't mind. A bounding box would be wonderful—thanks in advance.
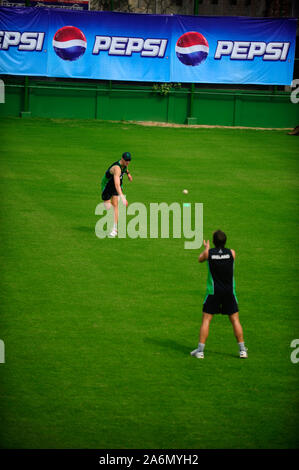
[206,350,238,359]
[144,337,239,359]
[74,226,94,233]
[144,337,190,355]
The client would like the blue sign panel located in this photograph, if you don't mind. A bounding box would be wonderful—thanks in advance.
[0,7,296,85]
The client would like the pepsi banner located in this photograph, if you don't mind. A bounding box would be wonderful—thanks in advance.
[0,7,297,84]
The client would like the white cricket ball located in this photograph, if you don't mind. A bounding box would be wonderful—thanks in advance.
[183,189,188,194]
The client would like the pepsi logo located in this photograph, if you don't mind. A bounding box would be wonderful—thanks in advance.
[176,31,209,66]
[53,26,87,61]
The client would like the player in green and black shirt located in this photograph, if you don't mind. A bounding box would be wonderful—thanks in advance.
[191,230,248,359]
[101,152,133,238]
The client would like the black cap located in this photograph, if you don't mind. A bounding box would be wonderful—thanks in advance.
[122,152,131,161]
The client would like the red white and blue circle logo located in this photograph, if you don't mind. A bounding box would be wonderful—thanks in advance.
[176,31,209,66]
[53,26,87,61]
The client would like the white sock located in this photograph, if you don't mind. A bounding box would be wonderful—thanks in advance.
[198,343,205,352]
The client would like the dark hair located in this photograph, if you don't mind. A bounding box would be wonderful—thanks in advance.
[213,230,227,248]
[122,152,131,161]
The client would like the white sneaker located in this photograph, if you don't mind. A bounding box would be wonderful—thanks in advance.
[108,229,118,238]
[240,348,248,358]
[190,348,204,359]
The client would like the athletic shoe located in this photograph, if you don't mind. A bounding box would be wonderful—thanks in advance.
[239,348,248,358]
[108,229,118,238]
[190,348,204,359]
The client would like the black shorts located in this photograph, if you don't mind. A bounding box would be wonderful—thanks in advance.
[101,187,118,201]
[203,293,238,315]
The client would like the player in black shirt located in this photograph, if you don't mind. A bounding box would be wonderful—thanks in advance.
[101,152,133,238]
[191,230,248,359]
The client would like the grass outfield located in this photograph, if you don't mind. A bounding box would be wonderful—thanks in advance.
[0,117,298,449]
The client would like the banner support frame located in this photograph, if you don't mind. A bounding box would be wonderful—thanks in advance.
[186,0,199,125]
[20,0,32,118]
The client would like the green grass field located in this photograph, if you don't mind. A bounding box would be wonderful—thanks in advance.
[0,117,298,449]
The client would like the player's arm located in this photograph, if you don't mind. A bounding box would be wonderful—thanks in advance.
[231,249,236,259]
[112,166,127,205]
[199,240,210,263]
[126,169,133,182]
[111,166,122,195]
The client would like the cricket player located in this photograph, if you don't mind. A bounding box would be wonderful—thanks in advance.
[101,152,133,238]
[191,230,248,359]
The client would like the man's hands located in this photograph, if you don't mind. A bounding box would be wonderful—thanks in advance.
[127,173,133,182]
[203,239,210,250]
[199,239,210,263]
[121,195,128,207]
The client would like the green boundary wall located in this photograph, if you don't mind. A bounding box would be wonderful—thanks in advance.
[0,77,298,128]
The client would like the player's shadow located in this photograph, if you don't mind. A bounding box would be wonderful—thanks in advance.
[206,350,238,359]
[144,337,238,359]
[144,337,191,355]
[74,226,94,233]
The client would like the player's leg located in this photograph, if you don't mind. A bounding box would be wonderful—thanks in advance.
[229,312,248,358]
[108,195,119,238]
[191,313,213,359]
[229,312,243,342]
[103,199,112,210]
[111,195,119,225]
[199,313,213,344]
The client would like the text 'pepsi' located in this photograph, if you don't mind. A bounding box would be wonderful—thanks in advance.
[215,41,290,61]
[0,31,45,50]
[92,36,168,57]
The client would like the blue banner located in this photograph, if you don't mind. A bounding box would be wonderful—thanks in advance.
[0,7,296,85]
